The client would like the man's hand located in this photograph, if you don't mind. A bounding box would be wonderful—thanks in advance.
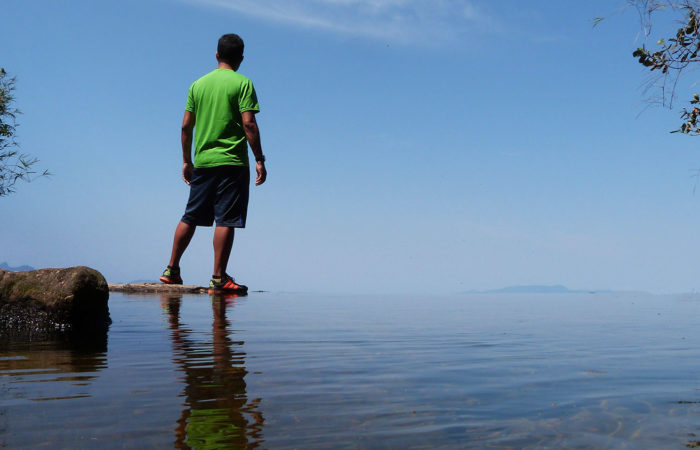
[182,162,194,185]
[255,161,267,186]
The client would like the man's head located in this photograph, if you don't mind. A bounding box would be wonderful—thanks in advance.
[217,34,244,68]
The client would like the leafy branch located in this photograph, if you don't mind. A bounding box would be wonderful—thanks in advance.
[599,1,700,134]
[0,67,49,196]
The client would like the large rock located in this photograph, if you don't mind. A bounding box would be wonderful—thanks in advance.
[0,266,110,338]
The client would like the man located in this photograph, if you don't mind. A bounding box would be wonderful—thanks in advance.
[160,33,266,294]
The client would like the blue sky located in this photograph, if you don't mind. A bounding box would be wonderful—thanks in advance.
[3,0,700,294]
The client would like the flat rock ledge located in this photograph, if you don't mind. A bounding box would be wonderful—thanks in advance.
[109,282,208,294]
[0,266,110,339]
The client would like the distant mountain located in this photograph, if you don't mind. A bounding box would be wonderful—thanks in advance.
[488,285,575,294]
[465,285,611,294]
[0,262,35,272]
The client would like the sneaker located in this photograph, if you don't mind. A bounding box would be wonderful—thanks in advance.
[209,273,247,294]
[159,266,183,285]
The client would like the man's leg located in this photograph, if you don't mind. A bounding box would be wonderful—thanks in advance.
[212,226,234,277]
[168,221,196,268]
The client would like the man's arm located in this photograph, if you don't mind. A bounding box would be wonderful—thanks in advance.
[181,110,195,185]
[242,110,266,186]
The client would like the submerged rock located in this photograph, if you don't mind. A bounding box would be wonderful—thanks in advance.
[109,282,208,294]
[108,282,250,295]
[0,266,110,339]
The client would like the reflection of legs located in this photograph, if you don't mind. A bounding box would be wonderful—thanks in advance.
[212,296,227,369]
[168,221,196,268]
[161,294,190,448]
[162,296,182,329]
[166,293,262,446]
[213,226,234,277]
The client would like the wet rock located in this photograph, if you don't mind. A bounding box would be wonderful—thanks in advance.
[109,282,208,294]
[0,266,110,339]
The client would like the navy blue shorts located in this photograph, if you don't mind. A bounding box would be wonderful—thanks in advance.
[181,166,250,228]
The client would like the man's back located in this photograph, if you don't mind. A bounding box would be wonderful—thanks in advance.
[186,68,259,168]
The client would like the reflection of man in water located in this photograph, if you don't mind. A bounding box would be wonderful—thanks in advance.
[162,294,263,447]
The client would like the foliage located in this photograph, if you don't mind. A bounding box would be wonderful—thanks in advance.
[0,67,48,196]
[609,1,700,134]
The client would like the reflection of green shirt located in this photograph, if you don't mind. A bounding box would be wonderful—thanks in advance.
[185,69,260,168]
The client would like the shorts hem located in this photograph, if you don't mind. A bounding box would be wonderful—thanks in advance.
[182,216,214,227]
[215,222,246,228]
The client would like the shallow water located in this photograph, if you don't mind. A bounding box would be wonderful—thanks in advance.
[1,291,699,448]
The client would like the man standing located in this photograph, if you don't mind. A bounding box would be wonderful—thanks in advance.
[160,34,266,294]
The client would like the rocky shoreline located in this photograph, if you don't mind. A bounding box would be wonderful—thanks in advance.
[0,269,252,341]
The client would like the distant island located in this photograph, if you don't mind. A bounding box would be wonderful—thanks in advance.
[0,262,35,272]
[464,285,611,294]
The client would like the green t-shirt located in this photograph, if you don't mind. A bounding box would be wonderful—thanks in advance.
[185,68,260,168]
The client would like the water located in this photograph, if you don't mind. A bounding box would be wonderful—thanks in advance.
[1,291,699,448]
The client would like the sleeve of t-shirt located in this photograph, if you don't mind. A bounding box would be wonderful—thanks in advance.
[185,83,195,113]
[239,79,260,113]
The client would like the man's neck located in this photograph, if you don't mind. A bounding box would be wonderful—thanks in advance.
[217,62,236,71]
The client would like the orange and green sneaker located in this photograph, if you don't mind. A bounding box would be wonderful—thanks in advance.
[209,273,247,294]
[159,266,183,285]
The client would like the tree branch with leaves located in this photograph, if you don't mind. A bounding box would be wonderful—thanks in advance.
[0,67,48,196]
[603,1,700,134]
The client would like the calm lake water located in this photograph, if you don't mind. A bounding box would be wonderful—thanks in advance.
[1,291,699,448]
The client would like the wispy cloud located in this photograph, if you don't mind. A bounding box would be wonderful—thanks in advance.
[183,0,498,45]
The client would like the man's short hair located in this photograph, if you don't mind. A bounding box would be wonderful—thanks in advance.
[218,34,244,66]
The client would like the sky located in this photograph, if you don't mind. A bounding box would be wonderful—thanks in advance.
[3,0,700,294]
